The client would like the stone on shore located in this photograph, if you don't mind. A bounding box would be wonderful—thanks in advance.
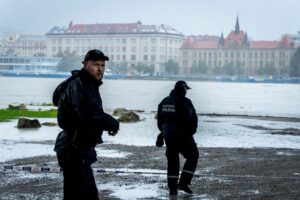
[118,111,140,123]
[112,108,128,117]
[17,118,41,128]
[113,108,140,123]
[41,122,57,127]
[8,103,27,110]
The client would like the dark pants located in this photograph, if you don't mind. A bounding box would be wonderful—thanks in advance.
[164,135,199,189]
[57,147,99,200]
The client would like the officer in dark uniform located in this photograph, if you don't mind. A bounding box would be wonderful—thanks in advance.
[157,80,199,196]
[53,49,119,200]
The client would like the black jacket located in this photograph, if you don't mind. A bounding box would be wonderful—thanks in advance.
[53,68,119,150]
[157,89,198,137]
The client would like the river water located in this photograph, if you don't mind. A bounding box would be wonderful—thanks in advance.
[1,76,300,150]
[0,77,299,117]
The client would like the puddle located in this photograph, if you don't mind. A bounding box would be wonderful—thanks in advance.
[97,182,161,200]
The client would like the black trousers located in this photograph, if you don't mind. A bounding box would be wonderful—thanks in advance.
[164,135,199,189]
[57,147,99,200]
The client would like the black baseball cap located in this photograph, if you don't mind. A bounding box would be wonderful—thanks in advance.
[174,80,191,90]
[82,49,109,63]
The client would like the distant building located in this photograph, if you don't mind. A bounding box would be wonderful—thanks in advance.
[0,34,47,57]
[179,16,295,75]
[287,31,300,48]
[46,21,185,72]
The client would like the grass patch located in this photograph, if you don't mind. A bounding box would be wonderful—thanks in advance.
[0,109,57,122]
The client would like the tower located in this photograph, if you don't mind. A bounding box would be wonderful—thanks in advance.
[243,32,249,47]
[218,32,225,47]
[235,15,240,34]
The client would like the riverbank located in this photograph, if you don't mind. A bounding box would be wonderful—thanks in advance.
[1,144,300,199]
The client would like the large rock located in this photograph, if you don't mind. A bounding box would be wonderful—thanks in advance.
[113,108,129,117]
[113,108,141,123]
[118,111,140,123]
[42,122,57,127]
[17,118,41,128]
[8,103,27,110]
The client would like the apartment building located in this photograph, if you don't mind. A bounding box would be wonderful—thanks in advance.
[46,21,185,72]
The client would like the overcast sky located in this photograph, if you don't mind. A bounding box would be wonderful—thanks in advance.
[0,0,299,40]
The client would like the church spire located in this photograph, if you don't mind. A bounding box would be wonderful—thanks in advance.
[235,15,240,34]
[243,32,249,47]
[218,32,225,47]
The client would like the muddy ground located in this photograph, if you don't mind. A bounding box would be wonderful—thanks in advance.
[0,143,300,200]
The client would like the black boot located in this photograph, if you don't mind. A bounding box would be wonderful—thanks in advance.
[178,184,193,194]
[169,188,178,196]
[168,177,178,196]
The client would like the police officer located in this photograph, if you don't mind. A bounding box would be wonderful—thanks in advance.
[53,49,119,200]
[157,80,199,196]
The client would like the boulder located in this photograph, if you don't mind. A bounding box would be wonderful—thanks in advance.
[113,108,141,123]
[42,122,57,127]
[17,118,41,128]
[113,108,128,117]
[118,111,140,123]
[8,103,27,110]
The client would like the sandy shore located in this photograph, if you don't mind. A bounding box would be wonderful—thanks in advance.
[1,143,300,199]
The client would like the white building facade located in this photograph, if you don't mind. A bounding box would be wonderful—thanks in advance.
[45,22,185,72]
[0,34,46,57]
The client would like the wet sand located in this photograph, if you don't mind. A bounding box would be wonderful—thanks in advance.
[1,143,300,199]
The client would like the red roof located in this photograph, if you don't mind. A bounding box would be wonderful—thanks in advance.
[250,36,294,49]
[224,31,245,48]
[181,34,294,49]
[193,40,218,49]
[47,22,183,36]
[181,35,219,49]
[279,35,294,48]
[181,36,194,48]
[250,41,280,49]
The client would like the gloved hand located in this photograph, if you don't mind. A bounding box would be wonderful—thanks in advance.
[103,113,120,135]
[108,130,118,136]
[155,133,164,147]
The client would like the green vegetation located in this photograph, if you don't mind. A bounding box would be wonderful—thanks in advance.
[134,63,155,73]
[0,109,57,122]
[191,60,208,74]
[56,49,83,72]
[165,60,179,74]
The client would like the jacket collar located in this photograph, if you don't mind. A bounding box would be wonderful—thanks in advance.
[74,68,103,87]
[170,88,186,97]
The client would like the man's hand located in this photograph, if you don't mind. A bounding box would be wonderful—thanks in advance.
[108,130,118,136]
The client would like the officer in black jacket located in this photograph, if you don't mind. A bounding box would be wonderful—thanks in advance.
[157,80,199,196]
[53,49,119,200]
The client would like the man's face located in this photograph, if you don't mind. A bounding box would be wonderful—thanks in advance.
[84,60,105,81]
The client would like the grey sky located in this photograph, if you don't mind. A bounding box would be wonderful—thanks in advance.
[0,0,299,40]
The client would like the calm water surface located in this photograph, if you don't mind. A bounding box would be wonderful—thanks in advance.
[0,77,299,117]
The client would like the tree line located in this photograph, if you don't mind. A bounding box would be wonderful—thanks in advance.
[55,48,300,77]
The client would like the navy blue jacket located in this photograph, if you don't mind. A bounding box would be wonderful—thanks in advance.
[157,89,198,138]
